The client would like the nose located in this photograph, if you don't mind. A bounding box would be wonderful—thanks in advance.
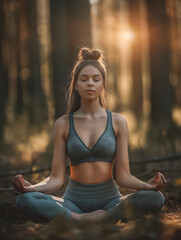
[88,77,94,86]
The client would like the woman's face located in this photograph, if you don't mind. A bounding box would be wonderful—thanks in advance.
[75,65,104,100]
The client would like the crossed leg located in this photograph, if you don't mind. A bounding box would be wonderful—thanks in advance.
[16,192,83,222]
[16,190,165,223]
[103,189,165,223]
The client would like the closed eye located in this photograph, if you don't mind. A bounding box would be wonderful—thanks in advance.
[80,78,100,82]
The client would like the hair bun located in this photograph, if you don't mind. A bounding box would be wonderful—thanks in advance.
[78,47,101,61]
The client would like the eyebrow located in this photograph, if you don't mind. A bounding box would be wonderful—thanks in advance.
[79,74,101,77]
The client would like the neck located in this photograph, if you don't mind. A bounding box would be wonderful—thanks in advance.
[78,98,105,116]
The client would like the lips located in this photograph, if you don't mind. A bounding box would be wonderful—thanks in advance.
[86,90,95,92]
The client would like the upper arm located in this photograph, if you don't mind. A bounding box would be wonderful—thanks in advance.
[50,116,68,184]
[114,114,131,183]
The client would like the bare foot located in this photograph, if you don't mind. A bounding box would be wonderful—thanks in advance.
[72,210,107,223]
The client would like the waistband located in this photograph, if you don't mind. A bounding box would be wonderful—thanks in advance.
[63,177,121,199]
[69,177,115,187]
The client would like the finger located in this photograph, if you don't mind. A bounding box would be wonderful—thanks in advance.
[15,179,22,191]
[158,172,165,180]
[159,175,163,186]
[15,178,24,192]
[158,173,167,187]
[155,172,160,180]
[20,176,30,187]
[160,176,167,189]
[158,176,166,190]
[159,173,167,184]
[156,177,161,190]
[19,175,25,185]
[157,173,165,188]
[13,179,21,192]
[18,178,25,192]
[12,177,20,187]
[12,175,19,185]
[12,175,25,192]
[12,175,22,183]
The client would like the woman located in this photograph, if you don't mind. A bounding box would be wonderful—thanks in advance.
[12,47,167,224]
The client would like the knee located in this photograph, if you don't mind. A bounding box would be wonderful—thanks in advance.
[141,190,165,211]
[16,192,37,211]
[152,190,165,209]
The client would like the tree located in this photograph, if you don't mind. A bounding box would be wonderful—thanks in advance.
[129,0,143,119]
[27,0,48,125]
[146,0,174,128]
[50,0,92,119]
[0,0,9,149]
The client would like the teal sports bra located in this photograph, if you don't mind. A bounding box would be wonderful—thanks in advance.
[66,109,116,166]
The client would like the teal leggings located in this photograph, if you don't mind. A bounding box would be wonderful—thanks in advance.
[16,177,165,223]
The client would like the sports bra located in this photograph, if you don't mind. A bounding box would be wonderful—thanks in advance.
[66,109,116,166]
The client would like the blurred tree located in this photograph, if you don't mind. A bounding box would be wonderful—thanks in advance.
[145,0,179,165]
[0,0,9,150]
[110,0,123,112]
[27,0,48,125]
[16,0,24,114]
[66,0,92,64]
[129,0,143,119]
[50,0,92,119]
[95,0,123,111]
[167,0,181,107]
[146,0,174,128]
[50,0,69,119]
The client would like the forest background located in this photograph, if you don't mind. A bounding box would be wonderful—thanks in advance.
[0,0,181,239]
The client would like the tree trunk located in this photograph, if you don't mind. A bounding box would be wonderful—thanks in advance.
[146,0,174,128]
[50,0,69,119]
[65,0,92,64]
[16,0,23,114]
[50,0,92,119]
[129,0,143,119]
[27,0,48,125]
[0,0,9,150]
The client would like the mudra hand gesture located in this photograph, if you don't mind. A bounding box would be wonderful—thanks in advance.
[146,172,167,191]
[12,175,37,193]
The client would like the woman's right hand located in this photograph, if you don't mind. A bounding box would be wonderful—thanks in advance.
[12,175,37,192]
[146,172,167,191]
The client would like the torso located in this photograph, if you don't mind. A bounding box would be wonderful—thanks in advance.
[63,110,120,184]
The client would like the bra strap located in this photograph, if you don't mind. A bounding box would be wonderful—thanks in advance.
[107,109,111,126]
[108,110,114,133]
[69,112,73,130]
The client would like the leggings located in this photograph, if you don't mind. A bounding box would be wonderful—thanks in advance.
[16,177,165,224]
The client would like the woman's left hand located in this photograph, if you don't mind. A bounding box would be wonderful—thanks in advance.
[12,175,37,192]
[146,172,167,191]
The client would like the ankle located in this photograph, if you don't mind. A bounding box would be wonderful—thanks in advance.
[71,211,81,220]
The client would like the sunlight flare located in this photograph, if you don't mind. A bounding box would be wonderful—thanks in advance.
[120,30,135,42]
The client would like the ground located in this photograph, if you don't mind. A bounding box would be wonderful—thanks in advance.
[0,183,181,240]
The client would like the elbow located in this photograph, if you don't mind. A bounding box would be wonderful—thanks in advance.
[116,178,124,187]
[57,182,64,190]
[55,181,64,191]
[49,176,64,190]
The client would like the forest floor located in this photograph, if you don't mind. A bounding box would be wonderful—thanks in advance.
[0,183,181,240]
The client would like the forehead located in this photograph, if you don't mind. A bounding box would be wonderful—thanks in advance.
[79,65,102,76]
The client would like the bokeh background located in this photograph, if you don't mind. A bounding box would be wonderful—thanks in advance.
[0,0,181,185]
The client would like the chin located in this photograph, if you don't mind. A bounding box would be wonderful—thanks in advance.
[82,94,97,98]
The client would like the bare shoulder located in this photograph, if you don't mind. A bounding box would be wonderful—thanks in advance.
[111,111,128,136]
[54,114,70,140]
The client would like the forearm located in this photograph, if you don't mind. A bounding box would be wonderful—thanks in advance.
[116,173,149,191]
[32,176,64,193]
